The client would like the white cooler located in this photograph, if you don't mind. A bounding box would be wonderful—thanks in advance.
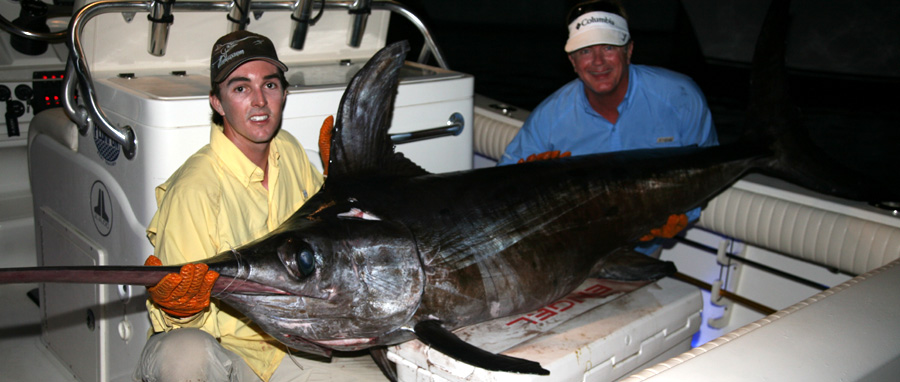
[388,277,702,382]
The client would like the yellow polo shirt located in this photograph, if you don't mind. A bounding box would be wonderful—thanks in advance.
[145,124,323,381]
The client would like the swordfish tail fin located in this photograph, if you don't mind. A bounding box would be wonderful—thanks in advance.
[742,0,896,204]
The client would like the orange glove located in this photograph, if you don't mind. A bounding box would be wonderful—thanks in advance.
[318,115,334,176]
[517,150,571,164]
[144,255,219,318]
[640,214,689,241]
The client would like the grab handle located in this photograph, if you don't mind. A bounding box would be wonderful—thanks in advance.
[389,112,464,145]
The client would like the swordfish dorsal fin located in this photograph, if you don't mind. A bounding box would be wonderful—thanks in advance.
[326,41,429,181]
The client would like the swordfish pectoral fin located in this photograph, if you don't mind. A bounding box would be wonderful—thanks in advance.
[413,320,550,376]
[589,248,677,282]
[369,347,398,382]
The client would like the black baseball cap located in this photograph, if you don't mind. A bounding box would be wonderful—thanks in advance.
[210,30,288,88]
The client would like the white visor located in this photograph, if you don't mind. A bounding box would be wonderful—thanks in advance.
[565,11,630,53]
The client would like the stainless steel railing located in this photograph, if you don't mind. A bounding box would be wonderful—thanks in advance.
[62,0,450,159]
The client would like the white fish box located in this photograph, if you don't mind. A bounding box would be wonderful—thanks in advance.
[388,277,702,382]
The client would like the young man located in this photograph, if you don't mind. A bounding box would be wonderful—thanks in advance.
[135,31,381,381]
[499,0,719,251]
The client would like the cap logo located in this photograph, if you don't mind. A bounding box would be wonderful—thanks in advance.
[575,15,618,30]
[214,36,264,70]
[216,48,244,69]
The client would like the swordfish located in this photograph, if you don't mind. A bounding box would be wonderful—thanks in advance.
[1,0,895,377]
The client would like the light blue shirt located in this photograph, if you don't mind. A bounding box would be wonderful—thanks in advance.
[499,64,718,165]
[499,64,717,254]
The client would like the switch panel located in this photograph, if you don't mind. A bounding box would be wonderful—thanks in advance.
[32,70,66,115]
[0,70,66,145]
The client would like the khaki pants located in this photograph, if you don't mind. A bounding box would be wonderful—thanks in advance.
[135,328,388,382]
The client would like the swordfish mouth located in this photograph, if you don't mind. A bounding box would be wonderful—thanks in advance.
[218,291,417,354]
[210,274,293,296]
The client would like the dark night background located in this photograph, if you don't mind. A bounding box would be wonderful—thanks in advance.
[387,0,900,193]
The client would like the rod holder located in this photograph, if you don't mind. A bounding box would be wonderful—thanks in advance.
[147,0,174,56]
[227,0,251,31]
[289,0,314,49]
[346,0,370,47]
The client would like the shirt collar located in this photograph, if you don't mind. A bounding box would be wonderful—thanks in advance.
[210,124,280,187]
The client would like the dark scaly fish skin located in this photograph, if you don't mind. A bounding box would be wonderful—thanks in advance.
[204,140,763,357]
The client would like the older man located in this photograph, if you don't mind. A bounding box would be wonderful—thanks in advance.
[499,0,718,252]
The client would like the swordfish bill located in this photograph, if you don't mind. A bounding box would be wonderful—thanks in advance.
[1,0,897,377]
[0,265,291,295]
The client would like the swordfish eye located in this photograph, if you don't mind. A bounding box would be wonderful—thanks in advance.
[277,238,317,279]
